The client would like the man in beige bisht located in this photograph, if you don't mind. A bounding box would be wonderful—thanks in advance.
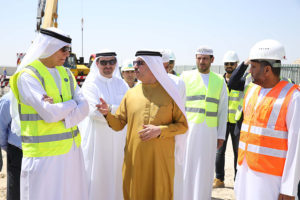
[98,50,188,200]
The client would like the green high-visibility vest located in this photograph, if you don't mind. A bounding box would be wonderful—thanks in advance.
[10,60,81,157]
[227,89,242,123]
[182,70,223,127]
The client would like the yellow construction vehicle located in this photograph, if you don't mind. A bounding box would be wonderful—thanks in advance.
[37,0,90,85]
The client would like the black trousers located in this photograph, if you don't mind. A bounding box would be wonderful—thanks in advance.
[0,146,3,171]
[7,143,23,200]
[298,181,300,200]
[215,122,240,181]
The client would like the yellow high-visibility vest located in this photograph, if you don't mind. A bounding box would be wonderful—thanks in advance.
[10,60,80,157]
[228,89,242,123]
[182,70,223,127]
[235,73,253,121]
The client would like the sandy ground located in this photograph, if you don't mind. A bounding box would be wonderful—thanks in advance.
[212,137,236,200]
[0,138,236,200]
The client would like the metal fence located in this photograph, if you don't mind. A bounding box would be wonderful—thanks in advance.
[280,64,300,84]
[175,64,300,84]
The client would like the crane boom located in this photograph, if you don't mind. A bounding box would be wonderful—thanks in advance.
[37,0,58,31]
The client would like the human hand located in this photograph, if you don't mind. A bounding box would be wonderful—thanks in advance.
[42,94,53,104]
[138,124,161,141]
[278,194,295,200]
[244,58,251,65]
[217,139,224,149]
[96,98,109,116]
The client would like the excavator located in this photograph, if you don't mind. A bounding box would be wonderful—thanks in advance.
[36,0,90,85]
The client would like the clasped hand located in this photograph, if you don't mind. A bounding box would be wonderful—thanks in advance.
[138,124,161,141]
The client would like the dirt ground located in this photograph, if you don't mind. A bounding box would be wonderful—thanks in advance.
[212,137,236,200]
[0,138,236,200]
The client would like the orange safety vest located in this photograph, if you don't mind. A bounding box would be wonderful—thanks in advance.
[237,80,298,176]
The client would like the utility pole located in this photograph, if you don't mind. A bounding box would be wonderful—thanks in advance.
[81,17,84,58]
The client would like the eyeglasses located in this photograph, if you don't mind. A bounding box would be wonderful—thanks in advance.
[224,62,236,66]
[61,46,71,53]
[99,59,117,66]
[133,60,145,66]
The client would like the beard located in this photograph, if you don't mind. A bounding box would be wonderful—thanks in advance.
[225,67,234,74]
[197,64,210,73]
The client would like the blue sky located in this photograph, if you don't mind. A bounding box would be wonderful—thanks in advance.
[1,0,300,67]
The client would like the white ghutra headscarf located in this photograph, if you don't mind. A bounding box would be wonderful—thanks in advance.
[135,50,188,165]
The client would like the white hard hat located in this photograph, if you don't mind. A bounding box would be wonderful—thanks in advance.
[223,51,239,63]
[168,50,176,61]
[249,39,286,61]
[161,49,175,61]
[121,59,135,72]
[195,46,213,56]
[160,50,170,63]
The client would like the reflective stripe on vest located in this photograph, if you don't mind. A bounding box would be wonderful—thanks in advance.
[65,68,75,98]
[185,107,218,117]
[238,81,298,176]
[18,104,43,121]
[241,124,288,139]
[182,70,223,127]
[234,74,253,121]
[22,128,79,143]
[239,141,287,158]
[26,66,46,88]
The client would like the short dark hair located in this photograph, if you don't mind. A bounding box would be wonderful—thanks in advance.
[258,61,281,77]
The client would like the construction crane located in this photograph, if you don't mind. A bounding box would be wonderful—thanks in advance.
[36,0,90,86]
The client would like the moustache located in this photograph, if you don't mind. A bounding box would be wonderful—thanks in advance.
[103,67,112,70]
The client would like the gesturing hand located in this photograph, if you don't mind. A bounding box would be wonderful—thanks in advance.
[138,124,161,141]
[96,98,109,116]
[42,94,54,104]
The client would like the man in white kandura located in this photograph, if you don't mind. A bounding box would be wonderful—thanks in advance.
[9,27,89,200]
[79,50,128,200]
[161,49,187,200]
[234,39,300,200]
[182,46,227,200]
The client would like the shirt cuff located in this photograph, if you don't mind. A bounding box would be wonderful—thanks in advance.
[158,125,168,139]
[105,112,113,120]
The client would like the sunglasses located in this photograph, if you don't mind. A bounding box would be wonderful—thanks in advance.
[99,59,117,66]
[61,46,71,53]
[133,60,145,66]
[169,60,175,64]
[224,62,236,66]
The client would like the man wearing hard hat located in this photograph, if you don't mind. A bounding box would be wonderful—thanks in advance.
[234,39,300,200]
[214,51,241,188]
[121,59,137,88]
